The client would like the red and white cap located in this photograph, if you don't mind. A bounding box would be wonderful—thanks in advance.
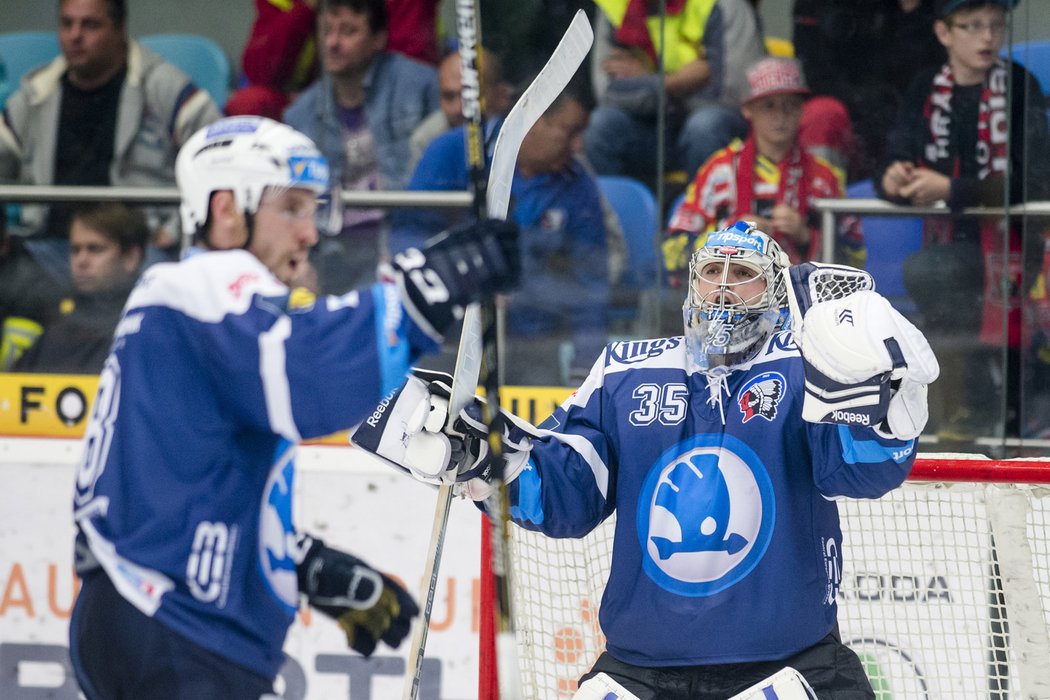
[744,57,810,104]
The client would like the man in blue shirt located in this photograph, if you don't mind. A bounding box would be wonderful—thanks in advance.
[396,75,611,386]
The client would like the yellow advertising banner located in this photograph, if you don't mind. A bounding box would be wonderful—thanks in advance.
[0,374,573,440]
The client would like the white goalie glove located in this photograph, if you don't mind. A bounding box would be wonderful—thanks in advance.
[350,369,538,499]
[349,371,454,486]
[786,262,940,440]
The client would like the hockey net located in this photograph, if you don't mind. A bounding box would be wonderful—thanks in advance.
[481,453,1050,699]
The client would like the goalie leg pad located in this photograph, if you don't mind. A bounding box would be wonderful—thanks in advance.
[571,672,642,700]
[727,667,817,700]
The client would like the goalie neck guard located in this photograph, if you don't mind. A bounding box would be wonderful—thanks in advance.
[683,221,789,373]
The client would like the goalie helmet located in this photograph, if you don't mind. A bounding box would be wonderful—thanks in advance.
[683,221,789,373]
[175,116,332,238]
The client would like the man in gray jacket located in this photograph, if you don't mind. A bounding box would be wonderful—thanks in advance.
[0,0,220,262]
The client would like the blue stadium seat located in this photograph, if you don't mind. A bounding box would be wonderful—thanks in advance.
[1002,40,1050,96]
[846,179,923,315]
[597,175,660,329]
[597,175,659,290]
[0,31,61,108]
[140,33,230,108]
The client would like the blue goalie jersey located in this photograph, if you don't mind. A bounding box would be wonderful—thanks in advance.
[71,249,438,678]
[507,331,915,666]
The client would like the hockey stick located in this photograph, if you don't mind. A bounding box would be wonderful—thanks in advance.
[478,11,593,700]
[401,2,490,698]
[400,10,593,699]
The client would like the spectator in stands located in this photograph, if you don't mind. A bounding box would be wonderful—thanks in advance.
[663,57,864,287]
[14,203,147,374]
[793,0,946,180]
[875,0,1050,441]
[284,0,438,294]
[407,46,512,174]
[385,0,441,66]
[227,0,440,120]
[0,215,66,370]
[584,0,766,192]
[225,0,321,120]
[0,0,221,259]
[396,75,611,385]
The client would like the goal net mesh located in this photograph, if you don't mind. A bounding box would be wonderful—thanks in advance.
[494,454,1050,699]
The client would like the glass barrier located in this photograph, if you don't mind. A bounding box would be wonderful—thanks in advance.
[4,1,1050,459]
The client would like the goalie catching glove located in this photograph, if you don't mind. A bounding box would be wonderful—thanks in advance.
[383,218,520,341]
[351,369,539,500]
[294,534,418,657]
[786,262,939,440]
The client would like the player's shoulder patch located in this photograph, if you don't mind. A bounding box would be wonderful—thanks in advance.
[737,370,787,423]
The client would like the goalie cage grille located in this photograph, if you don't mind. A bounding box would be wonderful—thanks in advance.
[480,453,1050,699]
[808,265,876,303]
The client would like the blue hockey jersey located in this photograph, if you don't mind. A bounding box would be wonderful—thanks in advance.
[71,249,439,678]
[508,330,915,666]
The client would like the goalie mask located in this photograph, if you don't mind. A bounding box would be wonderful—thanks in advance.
[175,116,337,243]
[683,221,789,373]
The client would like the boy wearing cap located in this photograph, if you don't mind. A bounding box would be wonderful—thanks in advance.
[663,56,864,285]
[876,0,1050,440]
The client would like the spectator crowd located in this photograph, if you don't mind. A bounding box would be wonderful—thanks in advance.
[1,0,1048,446]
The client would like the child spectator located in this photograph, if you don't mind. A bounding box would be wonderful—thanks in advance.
[663,57,864,286]
[875,0,1050,441]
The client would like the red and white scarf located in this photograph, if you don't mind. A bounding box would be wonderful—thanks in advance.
[734,136,815,262]
[923,60,1020,346]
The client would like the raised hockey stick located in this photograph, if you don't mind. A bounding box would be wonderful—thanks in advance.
[401,2,489,698]
[478,11,593,700]
[400,10,593,700]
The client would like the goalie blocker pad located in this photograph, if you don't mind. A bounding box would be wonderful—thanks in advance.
[349,374,452,486]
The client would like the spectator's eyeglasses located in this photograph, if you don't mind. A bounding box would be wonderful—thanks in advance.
[949,20,1007,36]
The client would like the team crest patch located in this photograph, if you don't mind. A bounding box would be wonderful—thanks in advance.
[738,371,785,423]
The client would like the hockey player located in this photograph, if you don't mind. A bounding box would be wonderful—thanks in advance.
[68,116,520,699]
[354,221,938,698]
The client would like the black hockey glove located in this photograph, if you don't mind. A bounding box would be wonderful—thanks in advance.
[423,375,540,501]
[388,218,521,339]
[295,534,419,657]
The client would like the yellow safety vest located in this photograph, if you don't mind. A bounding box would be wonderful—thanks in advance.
[593,0,718,73]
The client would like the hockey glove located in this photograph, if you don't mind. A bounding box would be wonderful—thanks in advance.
[440,388,541,502]
[349,370,454,485]
[785,262,939,439]
[294,534,419,657]
[385,218,520,340]
[602,74,662,118]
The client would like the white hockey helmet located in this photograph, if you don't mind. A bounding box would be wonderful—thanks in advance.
[175,116,331,238]
[683,221,790,372]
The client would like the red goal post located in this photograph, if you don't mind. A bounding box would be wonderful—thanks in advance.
[479,452,1050,699]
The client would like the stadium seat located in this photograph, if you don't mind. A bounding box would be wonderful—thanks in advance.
[1002,40,1050,96]
[846,179,923,316]
[597,175,660,331]
[140,33,230,108]
[598,175,659,290]
[0,31,61,108]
